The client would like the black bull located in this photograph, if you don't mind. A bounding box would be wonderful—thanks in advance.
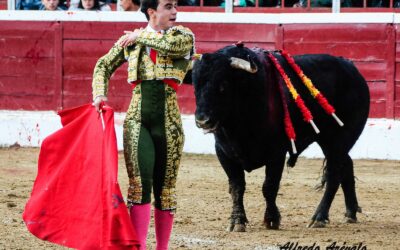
[191,45,370,231]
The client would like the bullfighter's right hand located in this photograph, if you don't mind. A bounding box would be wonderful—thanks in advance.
[93,96,108,112]
[119,28,143,48]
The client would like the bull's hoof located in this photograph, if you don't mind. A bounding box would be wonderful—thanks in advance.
[343,206,361,223]
[233,224,246,232]
[226,223,246,232]
[307,219,329,228]
[344,217,357,223]
[264,220,280,230]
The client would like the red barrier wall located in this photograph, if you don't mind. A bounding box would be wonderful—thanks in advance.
[0,21,398,118]
[283,23,397,118]
[0,0,6,9]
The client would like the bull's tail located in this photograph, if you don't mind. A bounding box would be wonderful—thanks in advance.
[286,154,298,168]
[314,158,327,191]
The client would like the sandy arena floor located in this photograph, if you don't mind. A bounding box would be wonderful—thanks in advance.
[0,147,399,250]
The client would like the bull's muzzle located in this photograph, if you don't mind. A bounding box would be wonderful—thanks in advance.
[195,117,210,128]
[195,117,219,133]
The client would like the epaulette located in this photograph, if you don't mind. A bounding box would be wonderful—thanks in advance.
[167,25,196,55]
[167,25,194,36]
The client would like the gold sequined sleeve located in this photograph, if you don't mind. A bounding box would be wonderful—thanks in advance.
[92,36,127,100]
[136,26,194,58]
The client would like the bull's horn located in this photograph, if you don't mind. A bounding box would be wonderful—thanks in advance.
[189,54,203,71]
[230,57,258,73]
[192,54,203,60]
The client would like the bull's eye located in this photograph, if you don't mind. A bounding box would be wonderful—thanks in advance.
[219,81,228,93]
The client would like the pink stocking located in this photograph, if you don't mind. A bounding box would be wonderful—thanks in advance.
[154,208,174,250]
[129,204,151,250]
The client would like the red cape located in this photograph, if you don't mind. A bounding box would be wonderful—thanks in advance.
[23,104,139,250]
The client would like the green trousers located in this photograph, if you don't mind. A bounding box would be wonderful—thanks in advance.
[123,80,184,211]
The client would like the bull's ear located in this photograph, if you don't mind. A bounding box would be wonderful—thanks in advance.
[201,53,211,61]
[230,56,258,73]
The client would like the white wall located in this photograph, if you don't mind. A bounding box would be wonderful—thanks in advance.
[0,110,399,160]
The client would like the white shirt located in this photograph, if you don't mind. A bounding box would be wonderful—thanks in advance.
[145,25,164,56]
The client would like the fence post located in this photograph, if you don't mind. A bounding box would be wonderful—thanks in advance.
[385,23,395,119]
[7,0,15,10]
[54,22,63,111]
[225,0,233,13]
[332,0,340,13]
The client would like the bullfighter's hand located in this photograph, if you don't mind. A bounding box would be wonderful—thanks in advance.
[93,96,108,112]
[119,28,143,48]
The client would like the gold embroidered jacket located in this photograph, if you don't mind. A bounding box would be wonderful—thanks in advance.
[92,25,195,99]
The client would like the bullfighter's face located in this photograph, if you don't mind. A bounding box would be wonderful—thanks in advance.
[192,53,234,133]
[148,0,178,31]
